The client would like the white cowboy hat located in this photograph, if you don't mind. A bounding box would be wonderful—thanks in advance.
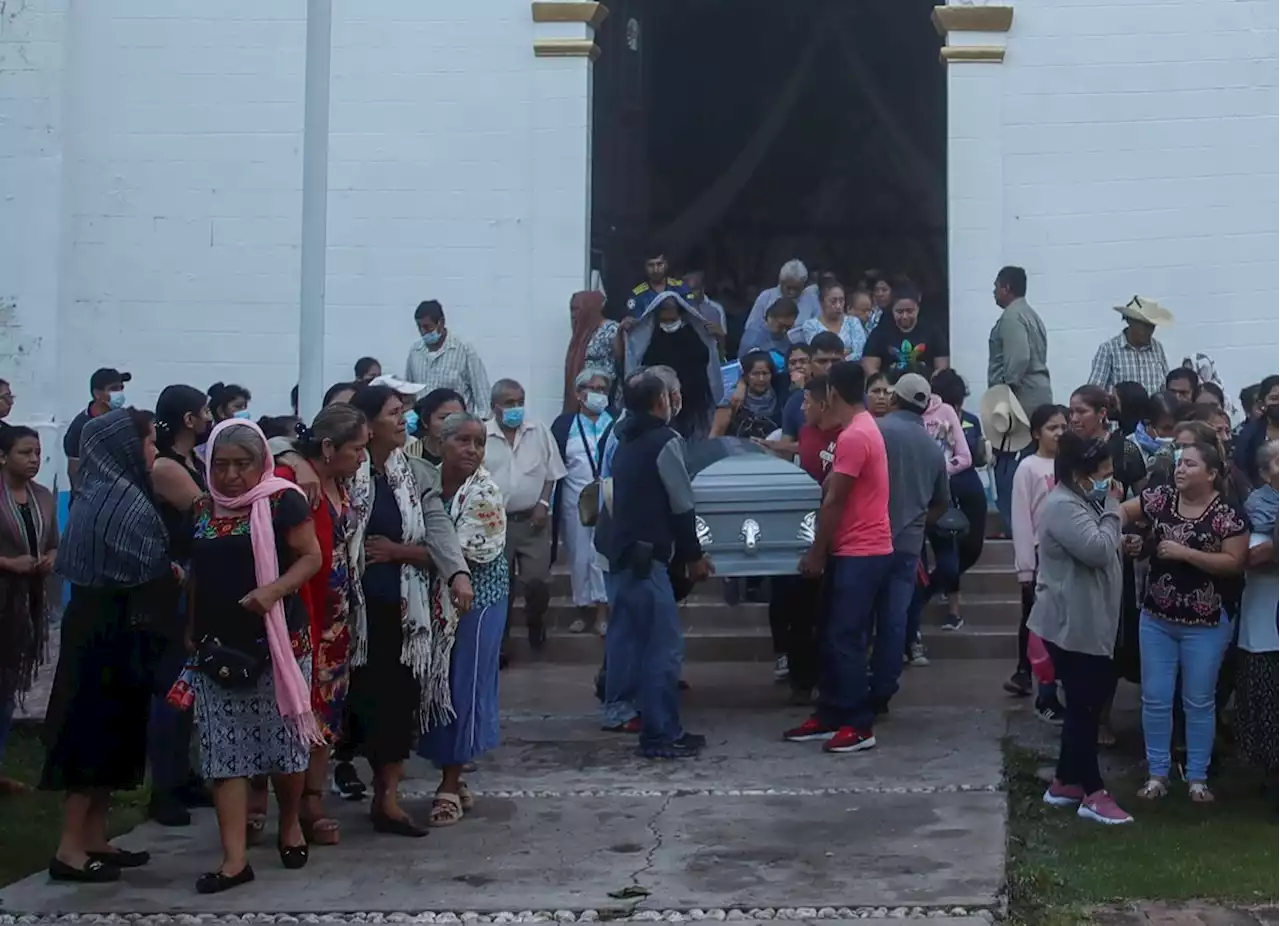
[1113,295,1174,327]
[370,374,429,396]
[978,385,1033,454]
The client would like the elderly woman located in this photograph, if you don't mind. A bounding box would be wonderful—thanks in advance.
[417,413,509,825]
[42,409,175,882]
[186,419,323,894]
[407,388,466,465]
[551,370,615,634]
[564,291,620,413]
[624,290,723,440]
[710,351,786,440]
[0,426,58,796]
[796,281,868,360]
[1237,440,1278,787]
[744,258,821,332]
[273,403,370,847]
[344,383,471,837]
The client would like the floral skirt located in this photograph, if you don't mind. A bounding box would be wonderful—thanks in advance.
[1236,649,1277,770]
[194,655,313,780]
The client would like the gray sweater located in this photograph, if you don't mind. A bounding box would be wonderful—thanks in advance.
[1026,485,1122,657]
[987,297,1053,413]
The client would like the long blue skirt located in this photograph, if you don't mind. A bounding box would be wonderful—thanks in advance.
[418,598,509,767]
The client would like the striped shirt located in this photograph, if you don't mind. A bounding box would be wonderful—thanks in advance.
[1087,333,1169,396]
[404,335,492,415]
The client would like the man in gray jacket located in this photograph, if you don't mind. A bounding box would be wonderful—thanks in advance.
[987,265,1053,531]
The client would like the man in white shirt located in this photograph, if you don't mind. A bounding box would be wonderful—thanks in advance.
[486,378,567,653]
[404,299,491,414]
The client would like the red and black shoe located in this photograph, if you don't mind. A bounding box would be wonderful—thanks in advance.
[823,726,877,754]
[602,716,641,734]
[782,715,838,743]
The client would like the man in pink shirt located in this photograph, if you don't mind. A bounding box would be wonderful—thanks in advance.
[786,362,895,754]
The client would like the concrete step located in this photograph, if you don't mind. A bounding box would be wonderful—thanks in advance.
[504,624,1017,663]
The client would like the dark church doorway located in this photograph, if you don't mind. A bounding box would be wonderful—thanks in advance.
[590,0,948,345]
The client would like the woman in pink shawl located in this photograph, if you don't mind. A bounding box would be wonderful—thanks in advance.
[186,419,322,895]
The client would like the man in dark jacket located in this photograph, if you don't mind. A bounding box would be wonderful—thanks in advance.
[603,368,713,758]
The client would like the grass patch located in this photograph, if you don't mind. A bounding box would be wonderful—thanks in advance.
[1003,741,1277,925]
[0,724,149,887]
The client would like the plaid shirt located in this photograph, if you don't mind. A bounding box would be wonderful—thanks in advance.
[404,335,491,415]
[1087,333,1169,396]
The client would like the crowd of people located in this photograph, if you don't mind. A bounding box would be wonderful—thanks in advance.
[0,256,1274,893]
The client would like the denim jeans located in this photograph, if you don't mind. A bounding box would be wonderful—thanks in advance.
[1139,610,1233,782]
[608,568,685,749]
[1045,642,1116,795]
[906,533,959,645]
[873,551,919,702]
[601,570,639,728]
[816,553,895,730]
[993,450,1019,536]
[0,696,14,766]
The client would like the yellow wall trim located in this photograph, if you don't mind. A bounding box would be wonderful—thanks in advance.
[533,37,601,60]
[532,2,610,29]
[940,45,1006,63]
[932,5,1014,37]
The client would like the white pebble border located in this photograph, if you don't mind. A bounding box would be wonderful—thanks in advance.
[0,907,996,925]
[398,785,1001,800]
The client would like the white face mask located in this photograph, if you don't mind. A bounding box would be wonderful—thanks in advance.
[659,319,684,334]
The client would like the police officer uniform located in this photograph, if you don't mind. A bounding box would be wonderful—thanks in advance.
[626,278,685,319]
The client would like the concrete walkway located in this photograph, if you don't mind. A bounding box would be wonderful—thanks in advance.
[1,662,1010,921]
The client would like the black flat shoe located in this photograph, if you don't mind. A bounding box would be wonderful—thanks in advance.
[370,810,428,838]
[195,864,255,895]
[278,842,309,870]
[49,857,120,883]
[87,848,151,868]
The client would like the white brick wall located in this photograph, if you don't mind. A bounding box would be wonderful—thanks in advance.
[948,0,1279,407]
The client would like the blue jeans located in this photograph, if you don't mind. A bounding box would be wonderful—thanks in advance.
[874,551,919,701]
[816,553,895,730]
[0,696,14,766]
[601,571,639,728]
[1139,610,1233,782]
[993,450,1019,536]
[608,568,685,749]
[906,533,960,645]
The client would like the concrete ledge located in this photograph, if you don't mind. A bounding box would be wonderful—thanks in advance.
[931,5,1014,36]
[532,1,609,29]
[940,46,1006,64]
[533,37,601,60]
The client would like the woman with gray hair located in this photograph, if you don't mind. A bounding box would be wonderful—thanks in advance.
[1236,439,1278,784]
[550,368,616,633]
[743,258,821,332]
[416,412,508,825]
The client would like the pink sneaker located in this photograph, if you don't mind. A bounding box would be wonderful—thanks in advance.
[1077,790,1134,825]
[1042,779,1085,807]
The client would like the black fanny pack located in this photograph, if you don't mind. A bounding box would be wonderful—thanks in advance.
[195,635,268,689]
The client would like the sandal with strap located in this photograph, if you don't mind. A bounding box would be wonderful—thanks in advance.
[457,780,475,812]
[300,788,341,846]
[429,792,465,827]
[1188,781,1216,803]
[1137,777,1168,800]
[246,813,267,847]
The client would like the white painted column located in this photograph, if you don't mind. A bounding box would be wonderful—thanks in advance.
[934,4,1014,399]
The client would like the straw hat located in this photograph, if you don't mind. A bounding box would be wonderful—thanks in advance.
[1113,296,1174,327]
[370,374,429,396]
[978,385,1032,454]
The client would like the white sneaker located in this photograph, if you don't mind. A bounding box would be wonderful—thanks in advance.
[908,640,930,667]
[774,654,790,681]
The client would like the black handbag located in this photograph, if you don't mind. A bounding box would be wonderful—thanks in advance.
[195,635,267,689]
[934,505,971,537]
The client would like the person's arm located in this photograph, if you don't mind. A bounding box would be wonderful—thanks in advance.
[709,406,732,438]
[656,437,704,571]
[1246,537,1275,569]
[1010,464,1036,581]
[152,457,203,512]
[941,406,971,475]
[933,356,950,372]
[997,312,1032,385]
[1119,497,1144,525]
[1087,343,1113,390]
[466,345,492,417]
[802,472,853,573]
[1160,532,1247,577]
[1045,497,1123,569]
[239,497,322,613]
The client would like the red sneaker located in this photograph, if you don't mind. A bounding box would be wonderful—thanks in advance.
[822,726,877,754]
[1042,779,1085,807]
[783,715,838,742]
[602,716,641,734]
[1077,790,1133,825]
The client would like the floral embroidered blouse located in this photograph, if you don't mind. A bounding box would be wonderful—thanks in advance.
[1140,484,1248,626]
[444,465,510,609]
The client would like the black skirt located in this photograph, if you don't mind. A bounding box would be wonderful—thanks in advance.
[40,584,157,792]
[346,597,419,766]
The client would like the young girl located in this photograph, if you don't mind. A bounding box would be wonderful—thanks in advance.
[1006,404,1071,722]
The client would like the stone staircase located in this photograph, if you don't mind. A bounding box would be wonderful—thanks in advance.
[506,533,1020,663]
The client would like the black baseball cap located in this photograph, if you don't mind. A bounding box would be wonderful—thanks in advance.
[89,368,132,392]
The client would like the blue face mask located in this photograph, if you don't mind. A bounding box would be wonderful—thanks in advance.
[403,410,420,435]
[583,392,608,415]
[232,409,252,420]
[1089,478,1111,503]
[108,391,128,410]
[501,407,525,429]
[422,329,444,348]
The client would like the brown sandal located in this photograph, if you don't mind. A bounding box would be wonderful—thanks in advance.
[300,788,341,845]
